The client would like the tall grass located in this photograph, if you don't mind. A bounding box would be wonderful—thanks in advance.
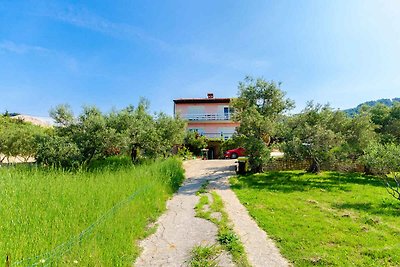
[0,157,184,266]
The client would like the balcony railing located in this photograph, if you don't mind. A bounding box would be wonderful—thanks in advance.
[199,132,235,139]
[183,113,232,121]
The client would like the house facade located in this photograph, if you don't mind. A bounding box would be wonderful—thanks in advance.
[173,93,239,140]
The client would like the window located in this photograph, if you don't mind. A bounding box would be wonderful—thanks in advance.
[224,107,229,119]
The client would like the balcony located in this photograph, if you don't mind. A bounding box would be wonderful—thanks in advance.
[182,113,232,121]
[200,132,235,139]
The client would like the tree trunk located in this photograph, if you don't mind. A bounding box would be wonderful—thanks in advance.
[85,148,96,166]
[307,158,320,173]
[364,165,373,175]
[131,146,138,163]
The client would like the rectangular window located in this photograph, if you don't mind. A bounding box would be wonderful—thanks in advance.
[224,106,229,120]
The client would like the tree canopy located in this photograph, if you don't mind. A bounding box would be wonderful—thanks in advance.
[232,76,294,172]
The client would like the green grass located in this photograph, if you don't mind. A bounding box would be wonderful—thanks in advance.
[0,157,184,266]
[189,245,220,267]
[195,189,250,267]
[230,171,400,266]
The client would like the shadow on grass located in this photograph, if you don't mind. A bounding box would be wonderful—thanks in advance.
[231,171,386,193]
[332,202,400,217]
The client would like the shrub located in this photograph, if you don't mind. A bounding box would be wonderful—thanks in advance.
[360,142,400,201]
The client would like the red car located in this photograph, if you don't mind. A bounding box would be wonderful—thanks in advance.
[224,147,246,159]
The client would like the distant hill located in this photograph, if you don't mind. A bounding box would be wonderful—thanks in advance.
[10,114,53,127]
[344,98,400,116]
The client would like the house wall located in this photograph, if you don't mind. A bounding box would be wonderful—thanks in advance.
[174,100,238,139]
[175,103,229,116]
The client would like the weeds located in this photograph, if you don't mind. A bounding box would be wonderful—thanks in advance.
[196,180,210,195]
[189,245,221,267]
[194,183,251,267]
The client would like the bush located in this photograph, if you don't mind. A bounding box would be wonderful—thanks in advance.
[177,146,193,160]
[184,131,207,156]
[360,142,400,201]
[36,135,82,168]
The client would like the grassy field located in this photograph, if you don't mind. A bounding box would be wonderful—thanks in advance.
[0,157,184,266]
[230,171,400,266]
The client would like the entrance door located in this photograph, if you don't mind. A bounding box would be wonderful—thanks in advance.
[207,147,214,159]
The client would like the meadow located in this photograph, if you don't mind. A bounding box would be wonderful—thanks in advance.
[230,171,400,266]
[0,157,184,266]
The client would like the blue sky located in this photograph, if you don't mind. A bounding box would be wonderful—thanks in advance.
[1,0,399,117]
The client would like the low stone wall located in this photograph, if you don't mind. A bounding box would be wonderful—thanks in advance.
[264,158,365,173]
[263,159,311,171]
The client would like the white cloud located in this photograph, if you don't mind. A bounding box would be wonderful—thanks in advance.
[39,4,171,51]
[0,40,79,72]
[0,40,49,54]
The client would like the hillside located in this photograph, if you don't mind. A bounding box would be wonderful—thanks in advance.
[10,114,53,127]
[344,97,400,116]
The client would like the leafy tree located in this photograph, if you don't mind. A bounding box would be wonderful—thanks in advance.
[0,117,47,163]
[183,131,207,156]
[232,76,294,172]
[50,105,117,165]
[36,135,82,167]
[360,143,400,201]
[366,102,400,144]
[282,103,344,173]
[108,100,160,162]
[341,110,377,160]
[155,112,186,157]
[95,99,185,163]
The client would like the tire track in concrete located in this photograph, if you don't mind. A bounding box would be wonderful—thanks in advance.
[134,160,235,267]
[135,159,289,267]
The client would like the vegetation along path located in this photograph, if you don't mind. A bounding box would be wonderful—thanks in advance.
[135,159,288,267]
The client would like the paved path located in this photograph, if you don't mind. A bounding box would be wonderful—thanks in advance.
[134,159,289,267]
[211,175,290,267]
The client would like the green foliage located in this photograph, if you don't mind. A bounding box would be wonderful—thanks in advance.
[189,245,220,267]
[0,157,184,266]
[50,105,117,165]
[231,171,400,266]
[155,112,186,156]
[177,146,193,160]
[0,116,47,162]
[233,76,295,119]
[36,135,82,168]
[42,99,186,167]
[195,188,250,266]
[282,103,346,173]
[359,143,400,201]
[244,136,270,173]
[344,97,400,116]
[220,137,242,153]
[367,102,400,144]
[232,76,294,172]
[341,110,377,160]
[184,131,208,156]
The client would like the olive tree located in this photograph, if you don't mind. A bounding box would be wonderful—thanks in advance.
[360,143,400,201]
[232,76,294,172]
[282,103,345,173]
[0,116,47,163]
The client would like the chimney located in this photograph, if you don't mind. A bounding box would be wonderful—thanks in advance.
[207,93,214,99]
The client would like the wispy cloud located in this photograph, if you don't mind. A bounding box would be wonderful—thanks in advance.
[38,4,171,50]
[0,40,49,54]
[35,3,270,72]
[0,40,79,72]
